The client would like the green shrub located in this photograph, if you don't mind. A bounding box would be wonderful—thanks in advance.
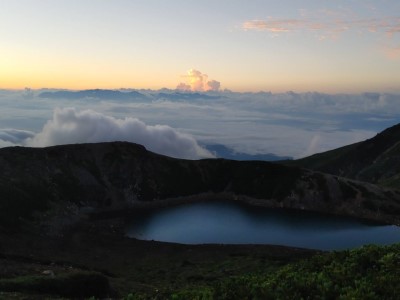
[212,244,400,300]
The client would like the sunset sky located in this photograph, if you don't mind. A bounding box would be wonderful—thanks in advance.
[2,1,400,159]
[1,0,400,92]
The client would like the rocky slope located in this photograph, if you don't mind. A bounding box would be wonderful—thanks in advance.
[1,142,400,231]
[287,123,400,188]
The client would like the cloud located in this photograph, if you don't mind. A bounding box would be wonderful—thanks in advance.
[242,19,317,33]
[382,45,400,60]
[26,108,213,159]
[242,15,400,40]
[0,140,19,148]
[0,129,35,144]
[206,80,221,92]
[177,69,221,92]
[2,89,400,160]
[302,134,321,157]
[176,82,191,91]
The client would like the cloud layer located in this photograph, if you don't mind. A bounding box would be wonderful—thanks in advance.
[177,69,221,92]
[0,129,35,144]
[25,108,213,159]
[1,89,400,159]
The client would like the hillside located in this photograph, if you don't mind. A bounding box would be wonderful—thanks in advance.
[1,142,400,298]
[287,123,400,188]
[1,142,400,232]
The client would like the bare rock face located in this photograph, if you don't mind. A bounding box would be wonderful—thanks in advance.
[1,141,400,232]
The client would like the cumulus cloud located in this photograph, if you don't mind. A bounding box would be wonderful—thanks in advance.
[177,69,221,92]
[26,108,213,159]
[206,80,221,91]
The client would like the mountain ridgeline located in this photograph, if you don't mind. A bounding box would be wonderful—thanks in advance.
[287,123,400,188]
[1,141,400,231]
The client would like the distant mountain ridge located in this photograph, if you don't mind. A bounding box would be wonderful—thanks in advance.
[287,123,400,188]
[1,142,400,232]
[38,89,220,101]
[205,144,292,161]
[38,89,148,100]
[156,92,220,100]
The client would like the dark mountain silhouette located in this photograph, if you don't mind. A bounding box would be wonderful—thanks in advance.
[286,123,400,188]
[1,142,400,232]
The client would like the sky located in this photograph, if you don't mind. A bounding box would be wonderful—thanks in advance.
[1,1,400,160]
[1,0,400,92]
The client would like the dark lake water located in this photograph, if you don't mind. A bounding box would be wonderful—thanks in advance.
[125,201,400,250]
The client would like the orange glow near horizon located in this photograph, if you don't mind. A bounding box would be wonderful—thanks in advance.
[1,55,399,93]
[1,75,399,94]
[1,1,400,94]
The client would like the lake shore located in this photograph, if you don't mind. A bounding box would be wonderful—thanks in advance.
[89,191,400,226]
[0,218,318,298]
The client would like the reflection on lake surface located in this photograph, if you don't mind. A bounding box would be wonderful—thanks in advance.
[125,201,400,250]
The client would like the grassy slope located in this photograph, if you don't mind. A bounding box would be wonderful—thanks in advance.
[2,227,399,299]
[0,228,317,299]
[135,244,400,300]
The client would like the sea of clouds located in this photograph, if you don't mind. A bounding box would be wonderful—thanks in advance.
[0,88,399,159]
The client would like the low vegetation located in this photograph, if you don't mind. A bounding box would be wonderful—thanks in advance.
[124,244,400,299]
[1,242,399,299]
[0,271,111,298]
[213,244,400,300]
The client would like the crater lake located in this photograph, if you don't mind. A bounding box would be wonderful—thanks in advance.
[126,201,400,250]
